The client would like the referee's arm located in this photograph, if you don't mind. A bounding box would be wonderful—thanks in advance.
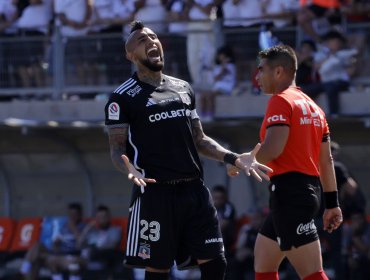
[108,127,130,175]
[191,119,235,162]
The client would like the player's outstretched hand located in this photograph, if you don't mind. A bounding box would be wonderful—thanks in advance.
[323,207,343,233]
[234,143,273,182]
[121,155,156,187]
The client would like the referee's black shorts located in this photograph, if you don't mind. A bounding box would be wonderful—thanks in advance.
[124,178,224,269]
[260,172,321,251]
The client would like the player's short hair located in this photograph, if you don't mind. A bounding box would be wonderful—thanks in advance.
[68,202,83,213]
[212,185,227,195]
[97,204,110,214]
[129,20,145,34]
[321,30,347,44]
[258,45,297,76]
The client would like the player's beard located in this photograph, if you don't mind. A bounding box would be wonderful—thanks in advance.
[141,57,164,72]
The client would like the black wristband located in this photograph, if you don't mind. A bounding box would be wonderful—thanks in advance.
[224,152,238,166]
[324,191,339,209]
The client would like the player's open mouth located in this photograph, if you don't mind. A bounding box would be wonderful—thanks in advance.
[147,47,161,63]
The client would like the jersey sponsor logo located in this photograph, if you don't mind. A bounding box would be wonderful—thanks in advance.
[178,91,191,105]
[267,114,287,123]
[108,102,120,120]
[300,116,322,127]
[205,237,223,244]
[126,85,142,97]
[149,109,191,123]
[296,220,316,235]
[138,243,151,259]
[294,99,323,127]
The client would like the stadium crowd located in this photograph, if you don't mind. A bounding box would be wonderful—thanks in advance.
[0,0,370,279]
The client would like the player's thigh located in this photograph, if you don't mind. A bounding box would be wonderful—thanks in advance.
[254,233,285,272]
[285,239,323,279]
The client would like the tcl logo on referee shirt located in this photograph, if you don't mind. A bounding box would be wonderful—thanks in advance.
[267,114,286,123]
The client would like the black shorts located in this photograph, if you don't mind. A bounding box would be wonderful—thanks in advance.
[260,172,321,251]
[124,178,224,269]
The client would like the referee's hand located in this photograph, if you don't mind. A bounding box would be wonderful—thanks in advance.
[121,155,156,187]
[323,207,343,233]
[228,143,273,182]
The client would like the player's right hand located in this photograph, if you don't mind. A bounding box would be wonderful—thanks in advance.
[235,143,273,182]
[121,155,156,187]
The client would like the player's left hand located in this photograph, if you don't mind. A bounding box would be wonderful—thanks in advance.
[323,207,343,233]
[233,143,273,182]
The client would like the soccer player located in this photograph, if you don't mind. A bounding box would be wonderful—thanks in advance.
[229,45,343,280]
[104,21,272,280]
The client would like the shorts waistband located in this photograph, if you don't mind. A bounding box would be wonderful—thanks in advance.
[270,171,319,184]
[160,177,199,185]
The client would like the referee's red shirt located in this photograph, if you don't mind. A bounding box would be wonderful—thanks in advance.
[260,87,329,177]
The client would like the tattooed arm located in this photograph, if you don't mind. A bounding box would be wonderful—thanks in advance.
[191,118,234,161]
[108,127,129,174]
[192,119,272,181]
[108,126,156,186]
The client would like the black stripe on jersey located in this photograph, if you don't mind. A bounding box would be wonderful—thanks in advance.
[266,123,290,129]
[322,133,330,142]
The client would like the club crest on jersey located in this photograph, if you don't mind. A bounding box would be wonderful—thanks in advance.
[108,102,120,120]
[178,91,191,106]
[126,85,142,97]
[138,243,151,259]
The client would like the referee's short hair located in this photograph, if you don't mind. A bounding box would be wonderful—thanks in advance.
[258,45,298,77]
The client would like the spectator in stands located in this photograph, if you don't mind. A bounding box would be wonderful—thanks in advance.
[296,39,320,87]
[211,185,236,257]
[200,45,236,121]
[331,141,366,220]
[302,30,357,116]
[342,211,370,280]
[297,0,343,43]
[0,0,19,88]
[211,184,236,279]
[134,0,168,33]
[20,203,87,280]
[15,0,51,89]
[261,0,298,29]
[89,0,135,85]
[343,0,370,23]
[77,205,122,279]
[222,0,263,28]
[318,141,367,280]
[167,0,188,34]
[186,0,216,86]
[54,0,93,85]
[232,210,265,280]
